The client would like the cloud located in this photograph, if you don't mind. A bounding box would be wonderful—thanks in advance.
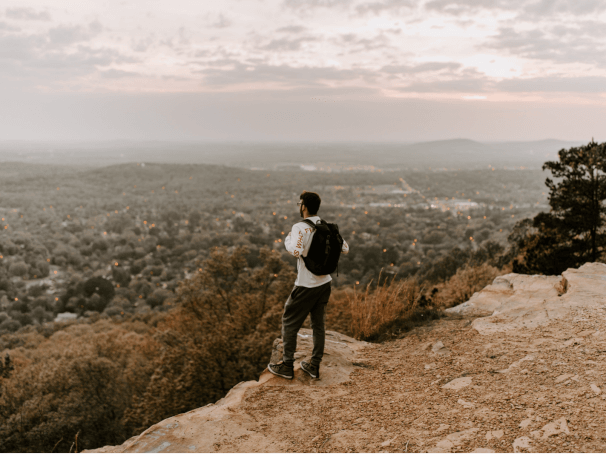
[335,33,392,52]
[276,25,308,34]
[381,62,462,75]
[5,7,51,21]
[212,13,232,28]
[283,0,353,9]
[29,46,138,73]
[424,0,522,15]
[196,60,375,87]
[356,0,415,14]
[0,21,138,86]
[0,21,20,32]
[258,36,318,51]
[132,35,155,53]
[495,76,606,92]
[0,34,45,61]
[100,69,141,79]
[424,0,606,16]
[396,77,488,92]
[524,0,606,16]
[47,21,103,47]
[486,26,606,67]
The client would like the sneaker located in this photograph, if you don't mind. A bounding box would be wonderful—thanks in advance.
[268,361,294,379]
[300,360,320,379]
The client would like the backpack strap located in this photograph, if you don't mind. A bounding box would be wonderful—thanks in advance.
[301,219,317,230]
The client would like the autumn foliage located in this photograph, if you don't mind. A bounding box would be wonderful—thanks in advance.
[124,246,295,432]
[0,244,506,452]
[0,246,294,452]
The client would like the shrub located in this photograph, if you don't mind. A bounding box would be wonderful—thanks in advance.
[8,262,27,277]
[0,318,21,333]
[0,323,160,452]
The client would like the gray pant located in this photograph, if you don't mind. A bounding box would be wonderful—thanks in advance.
[282,282,331,367]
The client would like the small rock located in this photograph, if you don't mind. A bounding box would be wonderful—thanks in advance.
[432,341,450,356]
[437,424,450,432]
[381,436,397,447]
[436,439,454,450]
[536,417,570,439]
[418,341,434,352]
[446,428,479,445]
[576,329,595,337]
[432,340,445,352]
[485,430,504,440]
[500,355,535,373]
[442,377,472,390]
[458,399,475,409]
[519,418,533,429]
[590,384,602,395]
[563,338,583,347]
[513,436,533,453]
[555,373,573,384]
[471,449,495,453]
[425,363,437,370]
[270,338,284,364]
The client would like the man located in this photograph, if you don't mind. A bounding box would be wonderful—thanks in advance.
[268,191,349,379]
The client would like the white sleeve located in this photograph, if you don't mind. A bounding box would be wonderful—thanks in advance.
[284,224,305,258]
[341,239,349,255]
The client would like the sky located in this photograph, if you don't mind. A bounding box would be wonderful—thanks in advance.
[1,0,605,142]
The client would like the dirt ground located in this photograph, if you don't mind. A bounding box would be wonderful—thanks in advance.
[238,307,606,453]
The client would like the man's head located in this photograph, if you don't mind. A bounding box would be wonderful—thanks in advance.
[298,191,321,218]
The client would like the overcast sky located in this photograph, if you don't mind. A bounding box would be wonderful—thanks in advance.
[1,0,605,142]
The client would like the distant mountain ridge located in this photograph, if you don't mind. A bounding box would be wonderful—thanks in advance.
[0,139,585,170]
[383,138,583,168]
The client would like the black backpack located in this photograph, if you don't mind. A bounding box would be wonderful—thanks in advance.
[301,219,344,276]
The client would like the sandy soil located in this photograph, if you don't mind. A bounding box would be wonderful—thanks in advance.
[237,307,606,453]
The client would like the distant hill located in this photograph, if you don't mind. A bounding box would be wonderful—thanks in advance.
[0,139,585,170]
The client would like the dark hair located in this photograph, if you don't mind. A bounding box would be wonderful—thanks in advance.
[300,191,321,215]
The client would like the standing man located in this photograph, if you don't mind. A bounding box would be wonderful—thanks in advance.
[268,191,349,379]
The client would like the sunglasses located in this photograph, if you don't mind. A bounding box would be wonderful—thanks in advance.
[297,201,303,206]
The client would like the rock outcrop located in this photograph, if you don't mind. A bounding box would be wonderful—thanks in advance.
[445,262,606,334]
[90,329,368,453]
[90,263,606,453]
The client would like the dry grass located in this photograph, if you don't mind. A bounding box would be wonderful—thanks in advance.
[348,273,430,341]
[346,264,507,342]
[324,287,355,337]
[431,263,502,309]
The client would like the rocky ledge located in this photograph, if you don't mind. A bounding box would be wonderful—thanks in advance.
[90,263,606,453]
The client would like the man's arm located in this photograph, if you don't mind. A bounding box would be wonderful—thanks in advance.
[284,224,305,258]
[341,239,349,255]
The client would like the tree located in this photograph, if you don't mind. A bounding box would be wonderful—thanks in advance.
[544,140,606,262]
[512,140,606,274]
[124,246,295,432]
[83,277,115,303]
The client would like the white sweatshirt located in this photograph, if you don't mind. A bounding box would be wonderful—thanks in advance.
[284,215,350,288]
